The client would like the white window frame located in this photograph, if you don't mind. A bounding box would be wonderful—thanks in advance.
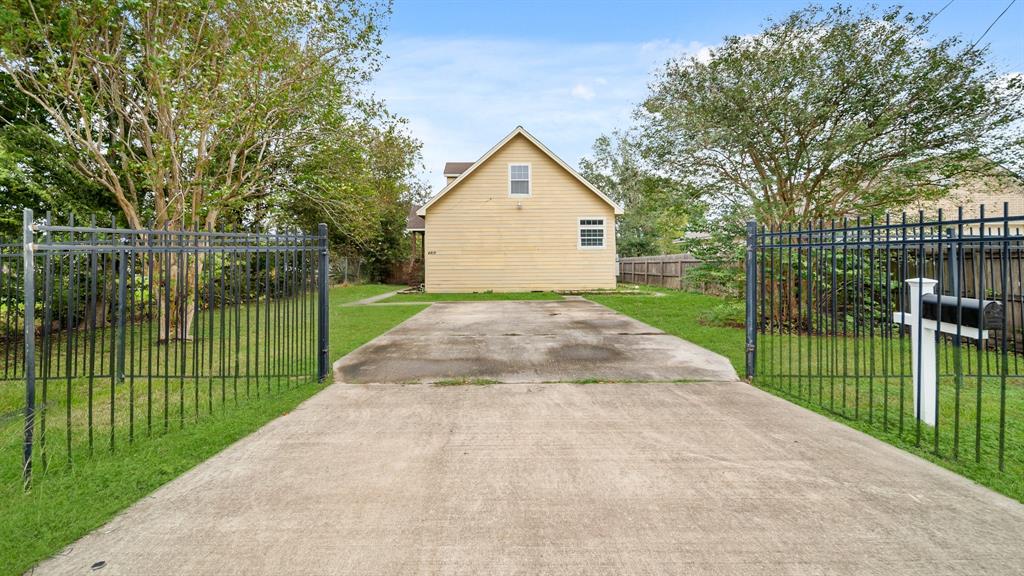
[578,217,606,250]
[508,163,531,197]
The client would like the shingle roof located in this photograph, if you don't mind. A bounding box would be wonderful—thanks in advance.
[406,205,425,231]
[443,162,473,176]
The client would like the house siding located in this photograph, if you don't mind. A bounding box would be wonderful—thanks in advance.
[914,172,1024,223]
[424,134,617,292]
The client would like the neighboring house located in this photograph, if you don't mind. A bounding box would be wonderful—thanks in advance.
[416,126,623,292]
[914,163,1024,232]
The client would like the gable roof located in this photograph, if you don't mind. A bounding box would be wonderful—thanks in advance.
[406,205,425,232]
[443,162,473,176]
[417,126,623,217]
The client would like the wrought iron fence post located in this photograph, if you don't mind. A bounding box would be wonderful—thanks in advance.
[745,220,758,380]
[116,234,128,386]
[22,208,36,488]
[317,223,329,382]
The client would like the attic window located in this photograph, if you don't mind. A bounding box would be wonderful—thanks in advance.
[509,164,530,196]
[579,218,605,249]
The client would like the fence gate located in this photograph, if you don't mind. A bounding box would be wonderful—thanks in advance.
[745,205,1023,473]
[3,209,329,487]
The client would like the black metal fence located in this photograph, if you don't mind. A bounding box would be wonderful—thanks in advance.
[2,209,329,487]
[745,204,1023,475]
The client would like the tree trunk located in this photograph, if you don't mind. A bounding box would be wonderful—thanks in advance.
[154,247,205,343]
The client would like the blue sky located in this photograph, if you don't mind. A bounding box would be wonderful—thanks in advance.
[370,0,1024,189]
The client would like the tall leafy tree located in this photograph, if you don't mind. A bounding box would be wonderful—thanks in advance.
[276,112,424,281]
[0,0,389,232]
[641,4,1024,228]
[0,0,413,336]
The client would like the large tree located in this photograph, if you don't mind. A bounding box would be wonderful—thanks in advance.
[276,111,424,281]
[641,4,1024,228]
[0,0,389,232]
[0,0,411,337]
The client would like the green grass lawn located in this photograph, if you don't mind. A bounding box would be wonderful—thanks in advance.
[588,289,746,372]
[381,291,563,303]
[589,287,1024,503]
[0,284,424,576]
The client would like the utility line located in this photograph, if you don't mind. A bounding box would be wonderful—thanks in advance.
[924,0,955,25]
[970,0,1017,51]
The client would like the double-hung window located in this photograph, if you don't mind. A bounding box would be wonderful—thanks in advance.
[578,218,605,249]
[509,164,531,196]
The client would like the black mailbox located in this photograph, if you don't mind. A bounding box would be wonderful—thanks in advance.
[921,294,1004,329]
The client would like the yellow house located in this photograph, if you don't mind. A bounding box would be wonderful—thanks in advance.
[416,126,623,292]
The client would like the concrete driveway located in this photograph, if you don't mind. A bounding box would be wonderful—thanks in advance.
[33,299,1024,575]
[34,382,1024,576]
[334,298,738,383]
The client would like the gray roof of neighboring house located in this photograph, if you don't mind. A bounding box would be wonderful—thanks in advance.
[443,162,474,176]
[406,205,425,231]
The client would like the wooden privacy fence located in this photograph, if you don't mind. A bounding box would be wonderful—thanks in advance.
[617,254,701,290]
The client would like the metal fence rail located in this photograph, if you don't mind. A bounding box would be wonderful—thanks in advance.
[2,209,329,487]
[745,204,1023,474]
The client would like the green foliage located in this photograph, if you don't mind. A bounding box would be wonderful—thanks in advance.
[698,300,746,328]
[0,0,418,269]
[0,79,117,235]
[579,132,694,256]
[273,117,423,281]
[639,4,1024,228]
[673,207,748,298]
[763,244,904,335]
[0,284,419,576]
[591,289,1024,503]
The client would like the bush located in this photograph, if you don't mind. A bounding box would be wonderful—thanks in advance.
[697,300,746,328]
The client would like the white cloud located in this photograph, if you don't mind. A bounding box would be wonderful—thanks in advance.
[369,36,709,190]
[571,83,596,100]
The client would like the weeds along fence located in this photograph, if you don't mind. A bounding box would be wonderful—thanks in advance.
[1,209,329,487]
[744,205,1023,476]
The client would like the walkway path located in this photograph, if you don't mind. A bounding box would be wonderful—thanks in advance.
[341,289,400,306]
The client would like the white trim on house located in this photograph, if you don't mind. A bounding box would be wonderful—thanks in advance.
[416,126,624,216]
[508,162,531,197]
[577,217,606,250]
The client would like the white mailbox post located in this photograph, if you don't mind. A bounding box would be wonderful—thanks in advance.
[893,278,991,426]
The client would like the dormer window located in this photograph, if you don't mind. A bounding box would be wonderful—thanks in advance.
[509,164,531,196]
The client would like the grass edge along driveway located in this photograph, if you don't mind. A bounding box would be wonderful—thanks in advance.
[588,288,1024,504]
[0,284,424,576]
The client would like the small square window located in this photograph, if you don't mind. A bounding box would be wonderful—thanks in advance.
[509,164,530,196]
[579,218,605,249]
